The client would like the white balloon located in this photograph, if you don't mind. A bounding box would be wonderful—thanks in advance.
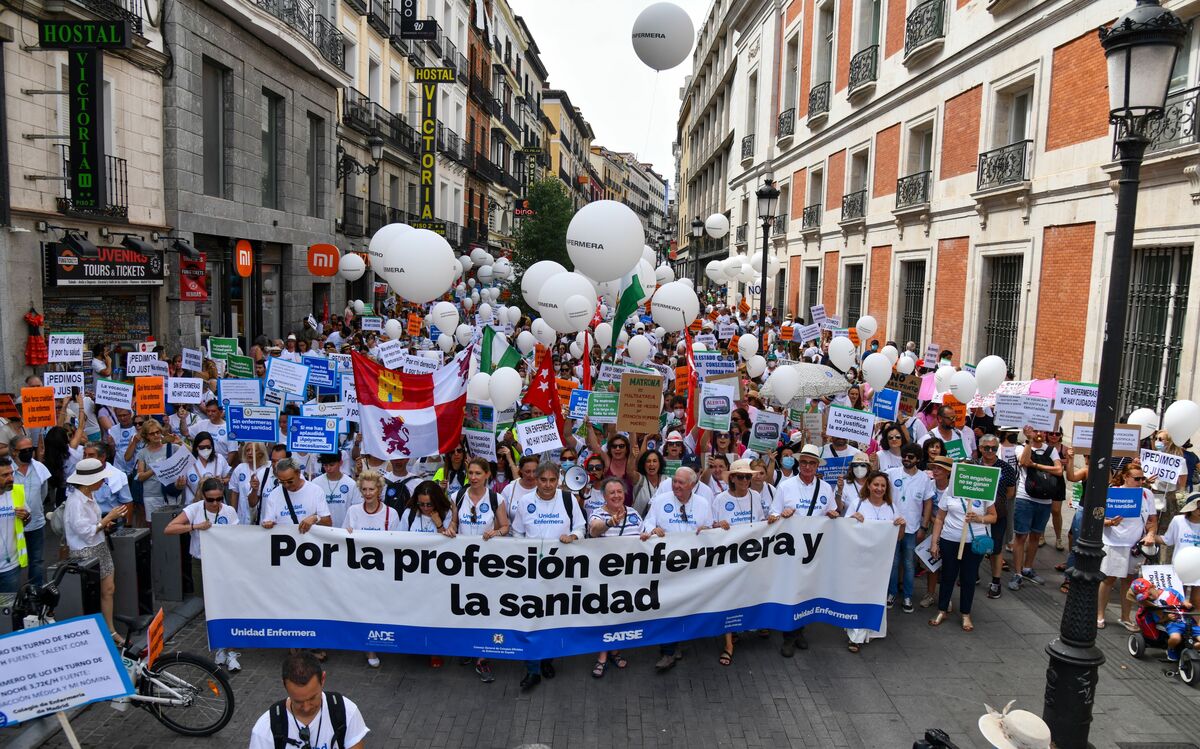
[705,213,730,239]
[531,318,557,347]
[384,229,456,303]
[431,301,459,332]
[855,315,878,340]
[520,260,568,308]
[1128,407,1160,439]
[654,326,666,339]
[636,260,657,298]
[862,353,892,390]
[655,263,675,285]
[949,371,977,403]
[705,260,725,283]
[488,367,522,410]
[462,297,474,311]
[974,355,1007,396]
[481,253,495,267]
[594,322,614,350]
[829,336,857,371]
[466,278,476,288]
[515,330,537,355]
[437,333,454,353]
[338,253,366,281]
[383,318,404,339]
[367,223,411,276]
[566,200,644,282]
[507,306,523,325]
[470,247,490,265]
[768,366,801,404]
[626,334,652,365]
[1163,400,1200,445]
[896,356,916,375]
[562,294,594,333]
[493,258,512,278]
[935,365,956,394]
[569,341,584,360]
[454,323,473,347]
[642,246,657,266]
[738,334,759,360]
[478,303,493,323]
[680,277,694,289]
[467,372,491,401]
[537,272,597,333]
[737,264,757,284]
[880,345,899,365]
[750,252,764,273]
[651,280,700,332]
[458,255,473,273]
[477,265,494,283]
[746,355,766,379]
[631,2,695,71]
[723,256,744,280]
[352,300,365,314]
[1173,545,1200,586]
[691,342,706,352]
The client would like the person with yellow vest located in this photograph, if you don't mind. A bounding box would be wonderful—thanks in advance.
[0,456,31,597]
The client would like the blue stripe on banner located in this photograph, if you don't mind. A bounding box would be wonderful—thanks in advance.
[207,599,882,661]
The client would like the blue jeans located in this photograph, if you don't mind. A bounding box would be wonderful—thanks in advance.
[889,532,917,599]
[1064,509,1084,574]
[525,658,552,675]
[24,526,45,588]
[0,565,20,595]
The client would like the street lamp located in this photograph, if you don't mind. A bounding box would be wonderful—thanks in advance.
[1042,2,1185,746]
[690,216,705,292]
[755,176,780,348]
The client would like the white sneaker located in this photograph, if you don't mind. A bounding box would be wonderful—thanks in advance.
[212,648,227,667]
[225,651,241,673]
[367,655,381,668]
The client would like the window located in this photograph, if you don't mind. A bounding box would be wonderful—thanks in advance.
[991,84,1033,147]
[815,0,835,84]
[848,149,870,199]
[306,114,324,217]
[907,125,934,174]
[808,168,824,207]
[261,90,283,209]
[1168,24,1194,93]
[389,176,400,211]
[389,76,402,114]
[899,260,926,346]
[844,263,864,322]
[1118,246,1192,416]
[857,0,881,48]
[980,255,1023,370]
[746,73,758,133]
[344,39,357,80]
[775,271,787,318]
[201,59,227,198]
[783,35,799,110]
[368,59,381,103]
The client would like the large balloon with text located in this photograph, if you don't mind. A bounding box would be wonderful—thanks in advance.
[566,200,645,282]
[367,223,411,280]
[631,2,695,71]
[381,229,457,304]
[651,280,700,332]
[537,272,598,334]
[520,260,568,309]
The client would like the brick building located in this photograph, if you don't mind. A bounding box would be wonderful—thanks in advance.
[676,0,1200,414]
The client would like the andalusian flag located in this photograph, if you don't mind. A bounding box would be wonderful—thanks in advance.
[480,325,521,374]
[609,273,647,355]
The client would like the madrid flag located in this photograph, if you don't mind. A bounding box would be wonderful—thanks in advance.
[351,348,471,459]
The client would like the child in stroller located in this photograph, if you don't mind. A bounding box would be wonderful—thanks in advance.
[1127,577,1200,685]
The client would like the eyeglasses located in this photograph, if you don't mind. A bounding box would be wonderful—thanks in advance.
[417,501,434,508]
[798,460,818,467]
[1130,476,1146,482]
[610,444,627,450]
[204,495,224,502]
[980,446,998,452]
[298,725,311,749]
[587,465,604,472]
[888,434,903,441]
[451,448,466,454]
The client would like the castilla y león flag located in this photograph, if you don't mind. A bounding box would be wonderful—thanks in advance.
[351,348,471,459]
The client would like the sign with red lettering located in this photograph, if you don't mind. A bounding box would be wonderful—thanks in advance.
[179,253,208,302]
[46,244,164,286]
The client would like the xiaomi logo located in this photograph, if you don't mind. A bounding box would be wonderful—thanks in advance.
[307,243,339,277]
[234,240,253,278]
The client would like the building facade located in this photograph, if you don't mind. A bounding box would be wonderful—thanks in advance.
[541,89,594,209]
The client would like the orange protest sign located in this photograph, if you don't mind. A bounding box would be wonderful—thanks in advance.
[147,608,165,669]
[406,313,422,337]
[557,378,579,404]
[688,319,702,332]
[943,394,968,428]
[780,326,794,341]
[738,297,750,315]
[20,387,56,428]
[729,335,740,353]
[849,327,861,346]
[674,366,688,395]
[0,393,19,420]
[135,377,165,415]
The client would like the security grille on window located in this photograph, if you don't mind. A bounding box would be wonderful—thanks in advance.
[844,264,864,323]
[900,260,926,346]
[1118,247,1191,417]
[805,267,820,323]
[981,255,1023,369]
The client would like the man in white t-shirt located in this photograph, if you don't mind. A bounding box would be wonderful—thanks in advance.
[0,458,32,596]
[1009,427,1062,591]
[918,404,976,458]
[885,444,934,613]
[260,457,332,532]
[312,453,361,529]
[249,652,369,749]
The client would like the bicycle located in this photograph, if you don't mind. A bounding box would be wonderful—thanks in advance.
[12,563,235,737]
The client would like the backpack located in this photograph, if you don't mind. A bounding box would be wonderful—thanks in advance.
[1023,446,1059,500]
[383,476,412,514]
[161,443,184,500]
[269,691,347,749]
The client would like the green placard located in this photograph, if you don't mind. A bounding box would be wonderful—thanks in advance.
[208,337,238,360]
[663,459,682,477]
[361,303,375,315]
[227,354,255,379]
[944,438,968,461]
[587,392,619,424]
[951,463,1000,503]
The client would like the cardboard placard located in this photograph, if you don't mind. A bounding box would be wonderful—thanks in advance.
[207,337,238,360]
[708,371,744,401]
[616,373,664,434]
[378,339,405,370]
[44,371,83,398]
[95,379,134,410]
[0,393,20,420]
[587,392,619,424]
[748,411,785,452]
[871,389,901,422]
[1105,487,1142,518]
[265,357,310,396]
[795,323,821,345]
[20,386,57,427]
[1054,380,1098,415]
[825,404,874,445]
[556,378,579,405]
[944,438,968,461]
[227,405,280,442]
[217,378,262,407]
[943,394,968,429]
[134,377,165,415]
[361,316,383,332]
[515,415,562,455]
[182,347,204,373]
[1140,449,1184,485]
[809,304,827,327]
[890,373,922,414]
[407,313,423,337]
[568,389,591,420]
[48,332,84,363]
[226,355,254,379]
[125,352,160,377]
[166,377,205,404]
[951,463,1000,502]
[1070,422,1141,458]
[698,382,735,431]
[286,416,340,453]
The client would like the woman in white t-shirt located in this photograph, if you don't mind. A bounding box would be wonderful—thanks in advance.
[449,458,509,541]
[837,453,872,512]
[846,471,906,651]
[1097,464,1158,632]
[712,461,762,667]
[182,431,231,503]
[586,477,644,678]
[229,442,269,525]
[927,456,997,633]
[872,423,907,474]
[397,481,453,535]
[342,470,401,670]
[1158,493,1200,609]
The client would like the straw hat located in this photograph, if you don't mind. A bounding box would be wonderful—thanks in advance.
[66,458,115,487]
[728,459,755,475]
[978,702,1050,749]
[796,444,825,465]
[929,455,954,472]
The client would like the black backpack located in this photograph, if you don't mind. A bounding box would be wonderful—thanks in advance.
[1024,446,1059,500]
[383,477,412,514]
[269,691,347,749]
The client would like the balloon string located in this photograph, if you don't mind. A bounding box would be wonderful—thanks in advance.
[642,70,660,158]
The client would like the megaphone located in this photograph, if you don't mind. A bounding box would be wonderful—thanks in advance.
[564,465,588,492]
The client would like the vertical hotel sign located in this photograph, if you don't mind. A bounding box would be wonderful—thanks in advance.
[39,21,131,212]
[415,67,453,223]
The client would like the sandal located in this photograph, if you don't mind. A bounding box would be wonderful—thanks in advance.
[611,652,628,669]
[111,632,126,648]
[928,612,948,627]
[1060,581,1070,594]
[591,660,607,678]
[718,649,732,666]
[847,642,860,653]
[1054,563,1067,572]
[1096,619,1106,630]
[962,616,974,633]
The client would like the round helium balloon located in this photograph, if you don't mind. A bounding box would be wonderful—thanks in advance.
[566,200,644,282]
[454,324,473,347]
[470,247,490,266]
[855,315,878,340]
[705,212,731,239]
[488,367,522,410]
[768,366,801,405]
[829,336,857,371]
[651,280,700,332]
[521,260,567,308]
[1128,407,1160,439]
[880,344,899,365]
[593,322,614,350]
[626,334,652,365]
[531,318,557,347]
[746,355,766,379]
[538,272,596,333]
[642,246,656,266]
[974,355,1007,396]
[1163,399,1200,445]
[507,306,522,325]
[705,260,725,283]
[458,255,473,274]
[1173,545,1200,586]
[862,353,892,390]
[383,318,404,339]
[367,223,410,275]
[561,295,594,333]
[352,300,365,314]
[949,371,977,403]
[515,330,537,355]
[934,365,955,394]
[655,263,675,285]
[385,229,457,303]
[437,334,454,353]
[896,356,916,375]
[431,301,459,332]
[477,265,494,283]
[737,334,759,360]
[631,2,695,71]
[467,372,490,401]
[493,258,512,278]
[338,252,366,281]
[723,256,744,280]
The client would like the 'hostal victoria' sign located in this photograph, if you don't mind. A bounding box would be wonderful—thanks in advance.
[46,243,164,286]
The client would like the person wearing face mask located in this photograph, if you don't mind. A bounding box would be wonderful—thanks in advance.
[838,453,872,509]
[182,431,231,504]
[10,435,50,587]
[772,445,799,484]
[885,444,935,613]
[1149,430,1187,547]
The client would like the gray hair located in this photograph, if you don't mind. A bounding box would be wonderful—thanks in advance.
[536,460,561,479]
[979,433,1000,447]
[274,456,303,476]
[673,466,698,485]
[599,476,626,495]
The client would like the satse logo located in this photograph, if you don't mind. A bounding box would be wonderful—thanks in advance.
[307,243,339,276]
[602,629,644,643]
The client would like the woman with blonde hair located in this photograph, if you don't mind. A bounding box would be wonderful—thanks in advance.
[229,442,269,524]
[343,469,401,669]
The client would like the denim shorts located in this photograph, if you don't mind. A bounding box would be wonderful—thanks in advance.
[1013,497,1052,536]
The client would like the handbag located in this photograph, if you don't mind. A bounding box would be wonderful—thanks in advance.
[962,498,994,555]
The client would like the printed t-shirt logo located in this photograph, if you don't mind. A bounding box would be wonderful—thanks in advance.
[725,501,735,511]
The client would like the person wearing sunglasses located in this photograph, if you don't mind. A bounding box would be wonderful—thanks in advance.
[585,428,634,498]
[433,444,469,495]
[1043,429,1069,551]
[712,460,765,667]
[577,458,609,515]
[132,418,183,520]
[1009,427,1063,592]
[249,651,369,749]
[872,423,907,473]
[502,455,541,521]
[1096,464,1158,631]
[398,480,453,535]
[971,434,1018,600]
[586,477,644,678]
[165,477,240,671]
[259,457,332,534]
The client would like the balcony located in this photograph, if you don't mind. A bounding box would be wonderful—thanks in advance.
[904,0,945,63]
[343,88,374,135]
[841,190,867,224]
[444,221,462,246]
[735,223,748,244]
[500,170,522,194]
[777,108,795,140]
[976,139,1033,192]
[251,0,346,68]
[387,206,415,225]
[808,82,830,123]
[425,18,443,56]
[469,74,491,105]
[442,38,458,71]
[801,203,821,232]
[74,0,144,36]
[367,0,389,35]
[55,144,128,220]
[457,53,469,85]
[343,0,367,14]
[740,133,754,162]
[367,200,387,234]
[896,170,932,209]
[476,154,504,184]
[342,193,365,237]
[1113,86,1199,159]
[772,213,788,236]
[848,46,879,97]
[501,109,521,139]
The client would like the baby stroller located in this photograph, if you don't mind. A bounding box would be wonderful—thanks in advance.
[1127,599,1200,686]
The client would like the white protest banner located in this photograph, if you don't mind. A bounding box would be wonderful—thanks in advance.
[924,343,940,363]
[401,354,438,375]
[717,324,737,340]
[361,316,383,332]
[1054,380,1098,415]
[809,304,827,327]
[1070,421,1141,457]
[167,377,205,404]
[328,352,352,372]
[696,333,717,348]
[94,378,134,409]
[824,314,841,330]
[303,401,346,420]
[994,393,1025,427]
[150,445,192,484]
[1021,395,1057,432]
[340,377,360,423]
[1140,449,1184,485]
[377,339,406,370]
[825,404,874,445]
[515,415,563,455]
[182,347,204,372]
[147,359,170,379]
[693,352,736,380]
[265,357,310,396]
[1142,563,1189,590]
[0,614,134,725]
[48,332,84,363]
[202,518,894,660]
[748,411,785,452]
[212,358,227,378]
[698,382,735,431]
[217,378,262,407]
[831,328,850,339]
[796,323,821,344]
[125,351,160,377]
[464,428,496,461]
[44,371,84,398]
[286,416,340,453]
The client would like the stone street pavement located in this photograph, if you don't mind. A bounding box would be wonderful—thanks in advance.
[23,544,1200,749]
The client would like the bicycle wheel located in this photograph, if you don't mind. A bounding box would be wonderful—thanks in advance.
[139,652,235,736]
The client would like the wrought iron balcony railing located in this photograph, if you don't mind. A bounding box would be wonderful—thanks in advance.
[75,0,144,36]
[848,46,879,94]
[457,53,469,85]
[904,0,945,58]
[801,203,821,230]
[1113,86,1199,158]
[367,0,389,35]
[735,222,748,243]
[778,108,795,139]
[841,189,867,221]
[896,170,932,209]
[772,213,788,235]
[252,0,344,68]
[343,88,374,135]
[740,133,755,161]
[367,200,387,234]
[808,81,830,120]
[56,144,128,219]
[343,0,367,14]
[976,139,1033,191]
[342,193,365,237]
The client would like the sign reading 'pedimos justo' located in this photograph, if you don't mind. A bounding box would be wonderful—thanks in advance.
[39,21,131,214]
